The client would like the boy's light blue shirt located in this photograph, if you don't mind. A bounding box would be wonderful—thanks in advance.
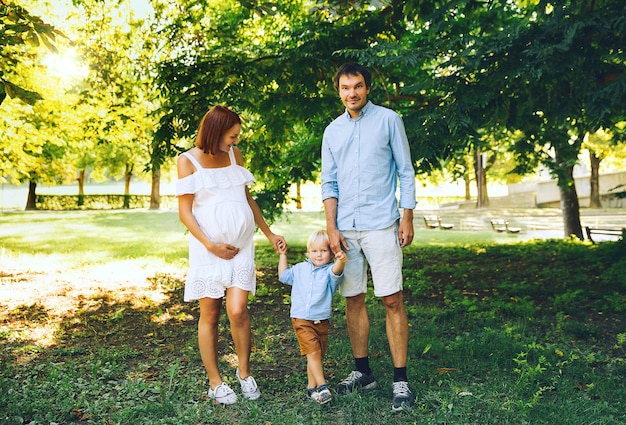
[321,101,416,231]
[279,259,342,321]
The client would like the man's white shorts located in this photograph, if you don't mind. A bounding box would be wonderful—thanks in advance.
[339,223,403,298]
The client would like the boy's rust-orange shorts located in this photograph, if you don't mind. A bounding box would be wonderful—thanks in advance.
[291,318,330,356]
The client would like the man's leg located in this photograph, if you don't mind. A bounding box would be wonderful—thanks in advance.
[345,293,369,358]
[382,290,414,410]
[336,232,378,393]
[361,225,407,367]
[381,291,408,368]
[336,293,378,393]
[362,224,414,410]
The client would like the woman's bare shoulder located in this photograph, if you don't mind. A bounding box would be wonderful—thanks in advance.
[177,149,196,178]
[232,146,245,166]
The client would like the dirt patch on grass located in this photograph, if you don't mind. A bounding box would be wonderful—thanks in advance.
[0,256,298,377]
[0,254,187,363]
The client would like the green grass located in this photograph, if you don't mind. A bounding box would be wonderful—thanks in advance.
[0,209,526,269]
[0,210,188,264]
[1,210,625,424]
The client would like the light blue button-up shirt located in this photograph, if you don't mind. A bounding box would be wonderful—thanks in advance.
[321,101,416,231]
[279,259,342,321]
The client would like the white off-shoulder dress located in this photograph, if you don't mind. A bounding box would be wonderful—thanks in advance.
[176,149,257,301]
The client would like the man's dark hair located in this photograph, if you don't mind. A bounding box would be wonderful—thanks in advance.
[333,63,372,91]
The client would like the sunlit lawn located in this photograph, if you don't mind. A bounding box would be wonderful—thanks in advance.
[0,209,529,269]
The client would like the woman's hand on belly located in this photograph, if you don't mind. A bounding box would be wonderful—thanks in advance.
[208,243,240,260]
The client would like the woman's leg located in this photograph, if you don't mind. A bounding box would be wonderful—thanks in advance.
[198,297,223,388]
[225,287,252,377]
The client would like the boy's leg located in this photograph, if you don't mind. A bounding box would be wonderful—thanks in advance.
[293,319,329,388]
[306,350,325,389]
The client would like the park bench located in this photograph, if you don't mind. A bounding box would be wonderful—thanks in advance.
[584,226,625,243]
[490,219,521,234]
[423,215,454,230]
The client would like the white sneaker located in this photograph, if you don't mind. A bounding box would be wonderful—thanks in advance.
[208,382,237,405]
[236,368,261,400]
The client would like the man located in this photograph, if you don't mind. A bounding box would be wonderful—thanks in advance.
[321,63,417,411]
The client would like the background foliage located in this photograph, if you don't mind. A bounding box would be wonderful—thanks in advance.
[1,0,625,226]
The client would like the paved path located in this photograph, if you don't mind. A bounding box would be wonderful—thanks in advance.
[414,207,626,240]
[273,208,626,242]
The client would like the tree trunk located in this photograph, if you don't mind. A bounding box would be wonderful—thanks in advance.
[77,169,85,207]
[555,147,583,239]
[480,162,489,207]
[123,170,132,209]
[464,173,471,200]
[474,147,489,208]
[588,150,602,208]
[150,166,160,210]
[25,181,37,210]
[295,181,302,210]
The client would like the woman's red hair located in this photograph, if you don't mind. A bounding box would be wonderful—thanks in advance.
[195,105,241,155]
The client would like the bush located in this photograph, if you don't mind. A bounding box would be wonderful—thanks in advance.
[35,194,178,210]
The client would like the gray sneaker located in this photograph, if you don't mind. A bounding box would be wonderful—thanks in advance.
[336,370,378,394]
[392,381,415,411]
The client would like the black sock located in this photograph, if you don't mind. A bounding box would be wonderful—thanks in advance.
[393,367,408,382]
[355,357,371,375]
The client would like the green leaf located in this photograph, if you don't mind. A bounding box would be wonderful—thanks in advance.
[3,80,43,105]
[40,33,58,53]
[26,29,40,47]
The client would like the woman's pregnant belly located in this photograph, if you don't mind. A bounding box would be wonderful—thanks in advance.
[197,201,254,248]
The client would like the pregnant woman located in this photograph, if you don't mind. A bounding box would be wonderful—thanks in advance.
[176,105,286,405]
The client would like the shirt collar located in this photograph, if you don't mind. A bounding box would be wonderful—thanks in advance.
[305,257,330,269]
[344,100,372,121]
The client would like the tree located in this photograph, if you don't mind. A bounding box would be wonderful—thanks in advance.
[11,101,75,209]
[5,0,624,227]
[0,33,78,209]
[152,0,425,220]
[68,0,159,206]
[0,1,65,105]
[2,0,163,210]
[584,128,626,208]
[391,0,625,238]
[500,0,625,237]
